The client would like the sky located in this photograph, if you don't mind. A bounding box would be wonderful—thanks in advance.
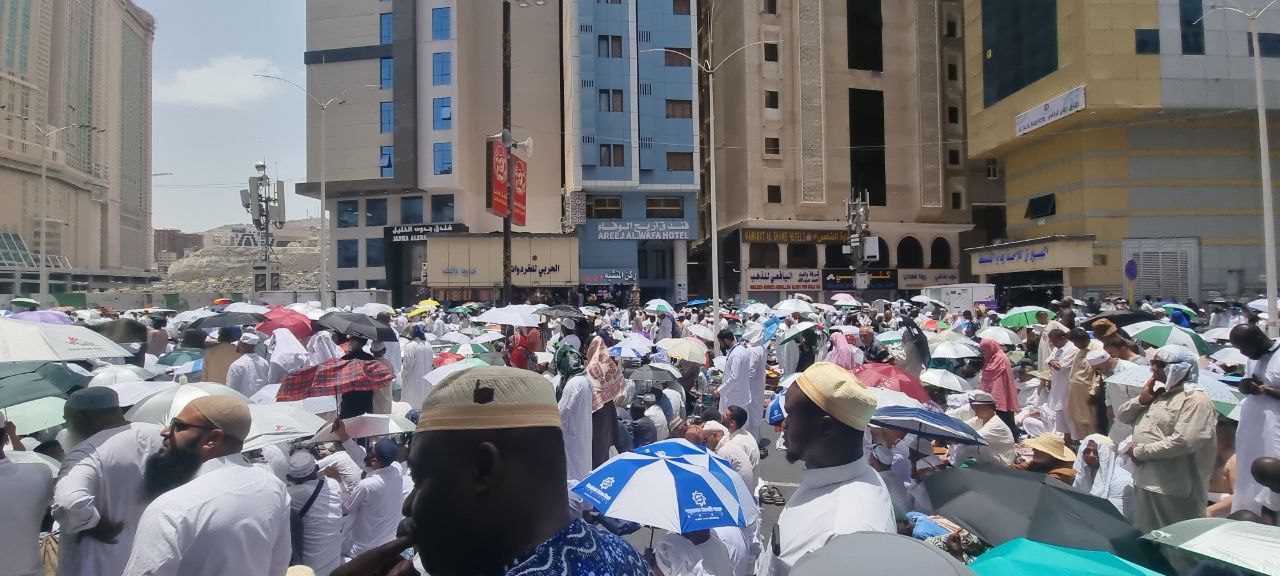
[136,0,317,232]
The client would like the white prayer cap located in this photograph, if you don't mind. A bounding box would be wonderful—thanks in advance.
[560,318,577,330]
[1085,348,1112,366]
[287,451,317,478]
[702,420,728,434]
[239,333,261,346]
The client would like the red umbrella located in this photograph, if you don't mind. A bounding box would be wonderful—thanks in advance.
[277,358,394,401]
[257,306,313,341]
[433,351,465,369]
[852,362,931,404]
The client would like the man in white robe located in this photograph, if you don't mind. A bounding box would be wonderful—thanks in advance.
[717,330,754,426]
[226,332,270,397]
[1045,328,1078,437]
[1228,325,1280,515]
[399,326,436,409]
[744,325,768,437]
[558,367,593,486]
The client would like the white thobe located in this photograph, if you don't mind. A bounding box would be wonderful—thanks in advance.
[54,423,164,576]
[399,339,436,410]
[715,436,756,488]
[1046,342,1078,414]
[747,345,768,436]
[718,344,753,420]
[339,439,404,557]
[226,353,270,398]
[1102,359,1140,444]
[0,456,54,576]
[432,317,446,337]
[123,455,290,576]
[288,478,345,576]
[711,525,750,576]
[316,450,363,491]
[1235,341,1280,514]
[724,428,761,478]
[961,415,1017,466]
[656,315,674,341]
[771,457,894,570]
[1037,320,1066,372]
[558,374,593,484]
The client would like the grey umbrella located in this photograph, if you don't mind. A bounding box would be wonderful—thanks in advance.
[789,532,975,576]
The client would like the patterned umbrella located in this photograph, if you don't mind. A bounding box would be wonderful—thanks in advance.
[276,358,395,401]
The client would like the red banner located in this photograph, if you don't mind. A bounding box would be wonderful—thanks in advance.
[512,155,527,227]
[487,140,509,218]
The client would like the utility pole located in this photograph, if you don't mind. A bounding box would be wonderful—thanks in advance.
[501,0,513,306]
[847,187,870,296]
[242,161,285,298]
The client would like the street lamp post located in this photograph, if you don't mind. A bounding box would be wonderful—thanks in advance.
[1200,0,1280,336]
[256,75,378,307]
[642,40,777,324]
[498,0,546,306]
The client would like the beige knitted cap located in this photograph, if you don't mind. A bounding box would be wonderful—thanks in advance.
[417,366,561,432]
[187,395,252,443]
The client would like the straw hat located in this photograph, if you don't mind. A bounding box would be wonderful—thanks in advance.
[1023,433,1076,462]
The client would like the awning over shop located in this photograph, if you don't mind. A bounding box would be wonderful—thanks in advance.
[967,235,1095,276]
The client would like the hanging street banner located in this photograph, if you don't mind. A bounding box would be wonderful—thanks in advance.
[512,155,528,227]
[487,139,509,218]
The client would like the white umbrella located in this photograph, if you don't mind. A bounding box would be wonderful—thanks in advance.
[125,382,251,426]
[910,295,947,308]
[773,299,815,315]
[425,358,488,386]
[975,326,1022,347]
[473,331,506,345]
[931,340,983,360]
[812,303,837,313]
[474,306,539,327]
[780,321,819,344]
[5,450,60,476]
[248,384,338,415]
[618,334,655,352]
[353,302,394,318]
[90,369,179,407]
[1202,327,1233,342]
[1211,347,1249,367]
[688,324,717,342]
[312,413,415,442]
[647,362,683,378]
[1247,298,1280,312]
[919,368,969,392]
[0,317,131,362]
[871,387,923,409]
[242,404,327,452]
[168,309,217,331]
[743,303,772,316]
[644,299,675,315]
[223,302,270,314]
[439,331,473,345]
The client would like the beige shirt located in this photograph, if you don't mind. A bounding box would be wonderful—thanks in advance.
[202,342,238,385]
[1117,386,1217,498]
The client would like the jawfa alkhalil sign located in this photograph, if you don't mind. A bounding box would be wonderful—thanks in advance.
[385,223,470,243]
[1015,86,1086,137]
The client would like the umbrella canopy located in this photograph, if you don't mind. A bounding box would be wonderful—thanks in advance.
[812,303,837,313]
[743,303,772,316]
[1201,327,1233,342]
[1210,346,1248,366]
[88,318,150,343]
[911,295,947,308]
[871,406,986,445]
[1104,366,1242,415]
[311,413,415,442]
[774,299,815,315]
[188,312,268,331]
[852,363,931,404]
[791,532,975,576]
[1,396,66,434]
[1000,306,1054,329]
[685,299,708,306]
[277,357,396,402]
[1081,310,1160,331]
[1160,303,1198,318]
[899,317,932,366]
[8,297,40,308]
[657,337,709,362]
[780,321,819,344]
[870,387,924,409]
[156,348,204,367]
[439,331,473,345]
[223,302,270,314]
[977,326,1022,347]
[644,299,675,315]
[241,404,328,452]
[1122,321,1210,355]
[628,365,677,393]
[125,382,251,426]
[1142,517,1280,576]
[473,332,505,345]
[932,340,983,359]
[688,324,717,342]
[830,293,856,302]
[10,310,74,325]
[474,306,539,327]
[970,538,1164,576]
[0,361,90,408]
[353,302,394,318]
[0,318,132,362]
[424,357,488,386]
[538,304,586,320]
[247,384,338,415]
[418,299,441,308]
[447,343,491,356]
[93,377,177,408]
[1247,298,1280,312]
[876,330,904,344]
[406,306,434,319]
[571,439,758,533]
[316,311,396,342]
[446,305,473,314]
[920,367,970,392]
[257,307,314,341]
[168,309,217,329]
[924,465,1171,573]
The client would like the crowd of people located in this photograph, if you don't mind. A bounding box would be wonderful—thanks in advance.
[0,292,1277,576]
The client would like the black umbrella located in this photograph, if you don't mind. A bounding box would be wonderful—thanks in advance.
[316,312,397,342]
[626,365,677,395]
[1080,310,1159,331]
[187,312,267,331]
[88,318,149,343]
[538,304,586,320]
[923,465,1172,573]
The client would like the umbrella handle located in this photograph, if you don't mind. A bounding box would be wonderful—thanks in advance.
[649,526,655,549]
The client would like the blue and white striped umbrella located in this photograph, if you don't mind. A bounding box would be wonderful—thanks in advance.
[572,439,758,534]
[871,405,987,446]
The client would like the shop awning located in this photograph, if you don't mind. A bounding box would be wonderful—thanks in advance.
[967,235,1094,276]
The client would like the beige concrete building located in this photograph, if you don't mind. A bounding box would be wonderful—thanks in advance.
[696,0,977,302]
[299,0,570,305]
[0,0,155,294]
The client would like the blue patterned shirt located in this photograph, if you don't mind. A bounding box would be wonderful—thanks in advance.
[505,519,653,576]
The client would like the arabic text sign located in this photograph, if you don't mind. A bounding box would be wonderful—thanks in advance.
[581,267,639,284]
[1016,86,1086,137]
[510,263,563,277]
[822,268,897,291]
[742,229,848,244]
[975,245,1052,269]
[746,268,822,291]
[897,269,961,290]
[594,220,693,241]
[386,223,470,243]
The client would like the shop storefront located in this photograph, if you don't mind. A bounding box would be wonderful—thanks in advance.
[579,267,640,307]
[968,235,1095,308]
[579,217,694,304]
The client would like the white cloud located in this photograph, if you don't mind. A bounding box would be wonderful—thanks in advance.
[154,55,283,108]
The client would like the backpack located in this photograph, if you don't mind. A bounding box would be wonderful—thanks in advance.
[289,479,325,565]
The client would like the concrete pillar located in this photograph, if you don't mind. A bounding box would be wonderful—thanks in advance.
[779,242,788,268]
[674,240,688,302]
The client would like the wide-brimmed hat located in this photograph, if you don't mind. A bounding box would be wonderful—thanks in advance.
[1024,433,1076,462]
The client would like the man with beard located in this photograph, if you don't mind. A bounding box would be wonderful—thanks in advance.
[330,366,651,576]
[123,395,290,576]
[765,362,893,573]
[53,387,164,576]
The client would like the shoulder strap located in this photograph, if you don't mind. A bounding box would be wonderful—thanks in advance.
[299,479,324,518]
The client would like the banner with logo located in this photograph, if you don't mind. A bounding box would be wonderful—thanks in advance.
[512,155,528,226]
[487,139,509,218]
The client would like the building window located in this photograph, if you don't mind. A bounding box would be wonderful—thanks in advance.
[433,52,452,85]
[401,196,424,224]
[646,196,683,218]
[380,101,394,134]
[366,279,388,290]
[1248,32,1280,57]
[947,62,958,81]
[664,47,692,66]
[656,250,668,279]
[599,144,625,167]
[433,97,452,130]
[380,58,394,89]
[380,145,394,178]
[947,148,961,166]
[673,0,690,15]
[849,88,887,206]
[337,200,360,228]
[764,0,778,14]
[946,18,958,38]
[897,237,924,268]
[365,198,388,226]
[337,239,358,268]
[367,238,386,267]
[848,0,884,71]
[666,152,694,171]
[599,89,624,112]
[951,191,964,210]
[931,238,953,268]
[788,244,818,268]
[598,35,623,58]
[431,194,455,223]
[431,7,451,40]
[765,90,779,109]
[433,142,453,175]
[948,106,960,124]
[1025,193,1057,219]
[749,243,780,268]
[337,280,358,290]
[986,158,1000,179]
[981,0,1058,106]
[586,196,622,218]
[380,12,393,45]
[665,99,693,118]
[764,43,779,62]
[1180,0,1205,55]
[767,185,782,203]
[1135,29,1160,55]
[765,137,781,155]
[638,249,648,278]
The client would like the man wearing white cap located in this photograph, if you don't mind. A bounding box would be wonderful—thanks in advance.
[1086,348,1139,444]
[0,410,54,576]
[53,387,164,576]
[764,362,894,574]
[286,450,344,576]
[226,332,269,397]
[957,391,1016,466]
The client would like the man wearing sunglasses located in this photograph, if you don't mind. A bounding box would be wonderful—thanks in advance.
[122,395,290,576]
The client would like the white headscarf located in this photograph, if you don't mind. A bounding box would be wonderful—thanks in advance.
[742,324,764,347]
[1154,344,1199,389]
[306,331,343,366]
[270,328,310,375]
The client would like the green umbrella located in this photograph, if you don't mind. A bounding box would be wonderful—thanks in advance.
[1,396,67,434]
[971,538,1164,576]
[157,348,205,367]
[1122,321,1211,355]
[780,322,819,344]
[1143,517,1280,576]
[999,306,1054,329]
[1160,303,1198,318]
[447,305,472,314]
[447,343,492,356]
[0,361,89,408]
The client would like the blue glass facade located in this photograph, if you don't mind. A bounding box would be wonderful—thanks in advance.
[571,0,698,302]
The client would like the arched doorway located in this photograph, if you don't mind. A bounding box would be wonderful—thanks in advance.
[897,236,924,269]
[931,237,952,269]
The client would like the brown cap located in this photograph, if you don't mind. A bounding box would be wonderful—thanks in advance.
[417,366,561,432]
[188,395,252,443]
